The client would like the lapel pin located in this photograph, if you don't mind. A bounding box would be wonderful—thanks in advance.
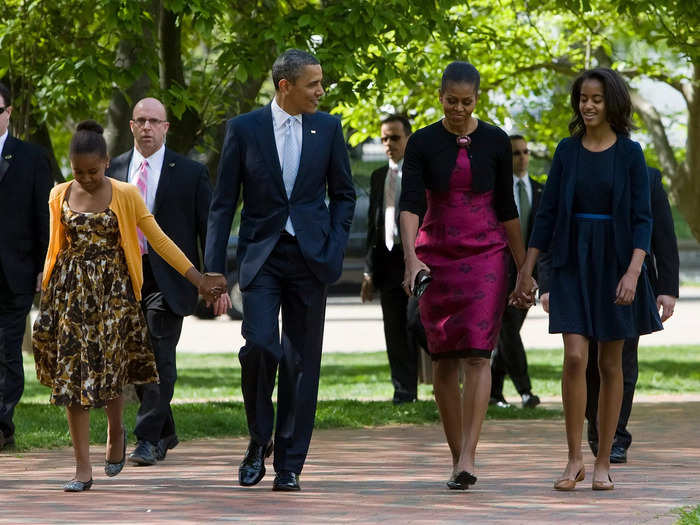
[3,154,12,160]
[169,162,175,167]
[310,129,316,134]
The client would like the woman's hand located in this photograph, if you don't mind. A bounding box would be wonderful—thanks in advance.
[199,272,228,304]
[509,271,538,309]
[403,255,430,296]
[615,271,638,305]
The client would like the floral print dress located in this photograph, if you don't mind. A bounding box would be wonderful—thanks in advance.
[33,201,158,407]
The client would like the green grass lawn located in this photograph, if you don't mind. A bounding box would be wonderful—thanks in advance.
[675,505,700,525]
[10,345,700,451]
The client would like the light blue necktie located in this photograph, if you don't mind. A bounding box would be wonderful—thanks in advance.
[282,116,300,235]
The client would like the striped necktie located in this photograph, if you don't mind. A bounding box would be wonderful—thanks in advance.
[135,159,149,254]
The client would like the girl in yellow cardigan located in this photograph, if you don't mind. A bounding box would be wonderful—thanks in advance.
[32,121,227,492]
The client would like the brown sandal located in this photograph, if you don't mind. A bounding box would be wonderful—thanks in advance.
[554,467,585,491]
[592,474,614,490]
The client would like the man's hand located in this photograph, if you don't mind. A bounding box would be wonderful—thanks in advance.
[35,272,43,293]
[360,275,375,303]
[540,292,550,314]
[212,293,233,317]
[656,294,676,322]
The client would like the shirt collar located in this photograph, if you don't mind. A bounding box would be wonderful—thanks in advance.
[271,97,302,130]
[0,130,8,155]
[513,173,530,185]
[132,143,165,170]
[389,158,403,172]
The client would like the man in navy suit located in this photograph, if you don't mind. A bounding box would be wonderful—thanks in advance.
[490,135,542,409]
[206,49,355,491]
[0,82,52,450]
[107,97,211,466]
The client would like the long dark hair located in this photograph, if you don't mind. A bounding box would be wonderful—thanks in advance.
[568,68,634,138]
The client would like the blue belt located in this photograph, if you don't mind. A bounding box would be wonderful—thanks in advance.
[574,213,612,220]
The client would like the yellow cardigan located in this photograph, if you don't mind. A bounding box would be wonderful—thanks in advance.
[42,178,194,300]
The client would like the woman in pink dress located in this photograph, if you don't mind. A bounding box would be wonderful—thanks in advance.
[399,62,534,489]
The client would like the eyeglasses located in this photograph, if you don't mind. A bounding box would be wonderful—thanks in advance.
[381,134,403,143]
[132,118,167,127]
[0,107,8,115]
[512,149,529,156]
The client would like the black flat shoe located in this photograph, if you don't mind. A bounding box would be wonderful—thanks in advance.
[63,479,93,492]
[239,440,273,487]
[446,471,477,490]
[272,471,301,491]
[156,434,179,461]
[610,445,627,464]
[105,426,127,477]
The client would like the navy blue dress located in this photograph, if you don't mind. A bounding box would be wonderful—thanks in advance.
[549,143,662,340]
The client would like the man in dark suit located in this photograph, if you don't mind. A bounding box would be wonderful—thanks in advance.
[0,82,52,449]
[206,49,355,492]
[362,115,418,404]
[584,166,678,463]
[490,135,542,409]
[107,97,211,466]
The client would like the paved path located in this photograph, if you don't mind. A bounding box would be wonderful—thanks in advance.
[2,402,698,524]
[169,287,700,354]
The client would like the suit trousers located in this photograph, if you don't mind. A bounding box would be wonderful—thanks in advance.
[585,337,639,450]
[239,234,327,475]
[491,304,532,398]
[0,269,33,439]
[379,285,417,401]
[134,256,183,444]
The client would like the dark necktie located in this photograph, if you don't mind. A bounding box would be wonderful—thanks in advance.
[518,179,530,243]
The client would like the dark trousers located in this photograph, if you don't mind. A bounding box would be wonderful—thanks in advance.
[0,270,33,439]
[586,337,639,450]
[491,305,532,398]
[379,284,417,401]
[239,235,327,475]
[134,256,183,444]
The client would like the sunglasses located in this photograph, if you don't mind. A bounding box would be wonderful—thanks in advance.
[0,107,8,115]
[512,149,529,156]
[381,134,403,143]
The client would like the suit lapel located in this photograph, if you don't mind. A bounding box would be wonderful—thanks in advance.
[111,151,133,183]
[0,136,18,185]
[153,148,175,215]
[255,105,286,197]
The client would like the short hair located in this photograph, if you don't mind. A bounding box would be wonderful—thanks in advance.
[272,49,320,90]
[440,62,480,94]
[509,134,526,142]
[381,115,412,136]
[569,68,634,138]
[70,120,107,158]
[0,82,11,107]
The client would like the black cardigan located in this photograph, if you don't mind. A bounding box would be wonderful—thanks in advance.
[398,119,518,222]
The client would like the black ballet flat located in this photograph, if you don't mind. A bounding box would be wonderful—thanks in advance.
[446,471,477,490]
[63,478,93,492]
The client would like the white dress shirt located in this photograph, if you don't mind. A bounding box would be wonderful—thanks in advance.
[384,158,403,251]
[0,130,8,156]
[271,97,302,173]
[513,173,532,216]
[128,144,165,212]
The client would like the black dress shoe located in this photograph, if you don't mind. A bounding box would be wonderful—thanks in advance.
[392,392,418,405]
[0,433,15,451]
[156,434,179,461]
[129,440,158,466]
[272,471,301,491]
[239,440,273,487]
[610,445,628,464]
[588,440,599,457]
[521,392,541,409]
[489,396,511,408]
[63,478,93,492]
[105,425,127,477]
[446,471,477,490]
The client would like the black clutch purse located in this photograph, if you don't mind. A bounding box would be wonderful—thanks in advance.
[413,270,432,298]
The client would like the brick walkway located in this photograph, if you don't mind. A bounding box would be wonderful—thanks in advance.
[2,402,698,524]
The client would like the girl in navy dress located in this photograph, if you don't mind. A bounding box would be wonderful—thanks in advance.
[515,68,662,491]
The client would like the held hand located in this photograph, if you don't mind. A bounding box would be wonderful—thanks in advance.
[614,271,638,305]
[35,272,43,293]
[200,272,228,305]
[212,293,233,317]
[656,294,676,322]
[403,256,430,296]
[540,292,550,314]
[509,272,537,309]
[360,276,375,303]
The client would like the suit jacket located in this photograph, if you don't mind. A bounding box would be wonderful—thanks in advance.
[0,135,52,294]
[507,176,544,291]
[530,135,652,272]
[205,103,356,288]
[106,147,211,316]
[365,163,404,289]
[538,166,678,297]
